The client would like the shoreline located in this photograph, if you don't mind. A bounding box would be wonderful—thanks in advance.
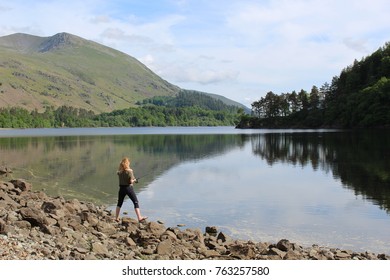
[1,178,389,260]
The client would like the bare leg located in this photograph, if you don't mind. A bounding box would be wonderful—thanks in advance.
[135,208,147,222]
[115,206,121,221]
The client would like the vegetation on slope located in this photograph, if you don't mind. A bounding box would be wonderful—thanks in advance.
[0,91,243,128]
[0,33,179,113]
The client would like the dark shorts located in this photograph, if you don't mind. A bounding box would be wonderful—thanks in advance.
[117,185,139,208]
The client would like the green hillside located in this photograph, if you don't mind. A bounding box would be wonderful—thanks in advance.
[0,32,179,113]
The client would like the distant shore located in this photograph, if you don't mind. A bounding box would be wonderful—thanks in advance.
[1,176,389,260]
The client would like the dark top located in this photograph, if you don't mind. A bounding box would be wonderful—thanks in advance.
[117,169,134,186]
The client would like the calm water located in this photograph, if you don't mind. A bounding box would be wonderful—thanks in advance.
[1,127,389,254]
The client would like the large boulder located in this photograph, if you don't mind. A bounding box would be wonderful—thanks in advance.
[19,207,48,228]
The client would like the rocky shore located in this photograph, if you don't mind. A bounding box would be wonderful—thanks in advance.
[1,177,389,260]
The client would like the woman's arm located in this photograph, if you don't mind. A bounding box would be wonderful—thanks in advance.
[127,169,137,185]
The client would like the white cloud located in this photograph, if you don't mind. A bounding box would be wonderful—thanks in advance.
[90,15,111,24]
[140,53,239,85]
[343,38,369,53]
[174,67,240,85]
[0,0,389,107]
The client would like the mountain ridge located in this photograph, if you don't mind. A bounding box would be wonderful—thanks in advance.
[0,32,248,113]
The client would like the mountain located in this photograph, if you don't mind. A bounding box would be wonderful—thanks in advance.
[0,32,247,113]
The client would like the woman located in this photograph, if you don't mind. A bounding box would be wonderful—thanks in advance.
[115,157,147,223]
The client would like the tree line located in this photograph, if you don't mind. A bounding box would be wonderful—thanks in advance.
[138,89,240,113]
[238,42,390,128]
[0,91,241,128]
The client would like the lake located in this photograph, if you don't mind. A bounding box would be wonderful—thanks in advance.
[1,126,389,254]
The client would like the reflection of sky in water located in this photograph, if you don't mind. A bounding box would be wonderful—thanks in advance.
[117,141,390,254]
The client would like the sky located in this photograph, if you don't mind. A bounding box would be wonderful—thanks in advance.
[0,0,389,107]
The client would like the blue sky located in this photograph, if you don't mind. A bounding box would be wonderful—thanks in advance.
[0,0,389,107]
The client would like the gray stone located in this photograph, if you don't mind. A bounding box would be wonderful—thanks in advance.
[269,247,286,259]
[284,250,302,260]
[91,242,109,257]
[161,230,178,241]
[157,239,172,255]
[276,239,293,252]
[125,237,137,247]
[147,221,166,237]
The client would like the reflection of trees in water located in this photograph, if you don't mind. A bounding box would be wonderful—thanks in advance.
[251,131,390,213]
[122,134,247,160]
[0,133,248,203]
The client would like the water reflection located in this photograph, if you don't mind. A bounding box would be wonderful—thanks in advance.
[250,131,390,213]
[1,129,389,211]
[1,128,390,253]
[0,132,246,203]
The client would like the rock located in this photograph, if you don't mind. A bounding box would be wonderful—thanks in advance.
[268,247,286,259]
[19,207,48,229]
[10,179,32,193]
[193,229,205,244]
[0,192,19,209]
[74,247,89,254]
[41,201,59,214]
[217,231,231,243]
[0,166,12,174]
[141,245,155,255]
[147,221,166,237]
[205,226,218,236]
[91,242,109,257]
[200,248,220,258]
[125,237,137,247]
[378,254,390,260]
[161,230,178,241]
[13,220,32,230]
[229,243,256,259]
[335,250,351,259]
[276,239,293,252]
[364,252,378,260]
[0,218,6,234]
[95,221,116,236]
[0,181,14,191]
[336,252,351,259]
[320,248,335,260]
[157,239,172,255]
[80,211,99,227]
[284,250,302,260]
[1,177,388,260]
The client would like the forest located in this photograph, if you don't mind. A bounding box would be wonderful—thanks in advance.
[237,42,390,129]
[0,90,241,128]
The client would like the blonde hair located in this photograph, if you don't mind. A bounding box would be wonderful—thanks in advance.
[118,157,130,172]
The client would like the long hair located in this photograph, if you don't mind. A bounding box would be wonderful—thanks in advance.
[118,157,130,172]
